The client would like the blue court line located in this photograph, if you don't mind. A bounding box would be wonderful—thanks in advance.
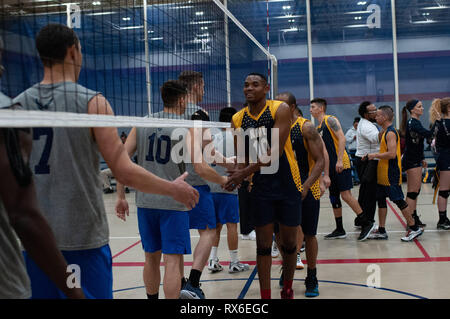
[238,266,258,299]
[113,275,427,299]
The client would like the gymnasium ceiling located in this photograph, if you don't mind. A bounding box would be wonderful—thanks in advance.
[1,0,449,52]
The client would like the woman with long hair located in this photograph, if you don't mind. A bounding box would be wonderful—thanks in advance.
[400,99,433,227]
[431,98,450,229]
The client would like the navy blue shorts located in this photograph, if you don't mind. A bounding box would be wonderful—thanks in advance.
[402,157,422,171]
[137,207,191,255]
[212,193,239,225]
[250,193,302,228]
[376,184,404,202]
[437,152,450,171]
[329,168,353,197]
[24,244,113,299]
[301,191,320,236]
[188,185,216,230]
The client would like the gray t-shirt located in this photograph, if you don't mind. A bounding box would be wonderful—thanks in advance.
[207,128,237,194]
[13,82,109,251]
[135,111,189,211]
[0,94,32,299]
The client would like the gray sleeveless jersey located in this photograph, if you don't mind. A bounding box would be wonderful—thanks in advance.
[0,93,31,298]
[182,103,208,186]
[13,82,109,251]
[207,128,237,194]
[135,111,189,211]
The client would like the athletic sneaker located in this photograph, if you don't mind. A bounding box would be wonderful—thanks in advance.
[354,215,363,227]
[358,221,375,241]
[400,228,423,242]
[208,257,223,273]
[229,261,250,273]
[241,230,256,240]
[300,241,305,252]
[296,253,304,270]
[437,218,450,230]
[271,240,279,258]
[324,229,346,239]
[179,280,205,299]
[305,276,319,297]
[280,288,294,299]
[368,228,389,240]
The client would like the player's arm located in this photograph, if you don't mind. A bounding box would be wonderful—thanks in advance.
[327,116,346,172]
[302,122,325,195]
[225,102,291,190]
[0,128,84,299]
[188,127,228,185]
[89,94,199,209]
[368,131,397,160]
[115,127,137,221]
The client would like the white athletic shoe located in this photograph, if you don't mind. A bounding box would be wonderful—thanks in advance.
[296,253,304,270]
[401,228,423,242]
[207,257,223,273]
[271,241,279,258]
[229,261,250,273]
[241,230,256,241]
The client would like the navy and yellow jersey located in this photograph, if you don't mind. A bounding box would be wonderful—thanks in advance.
[232,100,302,198]
[316,115,351,172]
[290,117,321,200]
[377,125,402,186]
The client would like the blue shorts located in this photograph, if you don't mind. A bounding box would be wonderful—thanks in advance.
[24,244,113,299]
[137,207,191,255]
[189,185,216,230]
[377,184,404,202]
[329,168,353,197]
[301,191,320,236]
[250,193,302,227]
[212,193,239,225]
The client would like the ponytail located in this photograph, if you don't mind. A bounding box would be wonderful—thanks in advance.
[400,106,408,137]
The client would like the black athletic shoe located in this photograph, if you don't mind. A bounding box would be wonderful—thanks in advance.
[437,218,450,230]
[324,229,346,239]
[358,221,375,241]
[354,215,362,227]
[305,276,319,297]
[413,213,426,228]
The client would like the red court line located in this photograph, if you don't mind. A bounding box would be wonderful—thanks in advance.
[112,256,450,267]
[386,201,431,259]
[112,240,141,259]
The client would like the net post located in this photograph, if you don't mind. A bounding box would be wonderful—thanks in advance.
[143,0,152,115]
[224,0,231,108]
[270,54,278,99]
[306,0,315,124]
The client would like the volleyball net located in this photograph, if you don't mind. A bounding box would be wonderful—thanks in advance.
[0,0,277,128]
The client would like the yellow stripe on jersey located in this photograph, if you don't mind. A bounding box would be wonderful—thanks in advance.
[323,115,351,169]
[377,126,402,186]
[294,117,321,200]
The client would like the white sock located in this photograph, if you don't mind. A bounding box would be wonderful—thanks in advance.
[229,249,239,263]
[209,246,218,260]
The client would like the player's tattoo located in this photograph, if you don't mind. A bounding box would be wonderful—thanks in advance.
[327,117,342,133]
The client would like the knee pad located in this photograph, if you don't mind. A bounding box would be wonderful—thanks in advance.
[280,245,297,255]
[256,247,272,256]
[330,195,342,209]
[439,190,450,199]
[377,198,387,209]
[393,199,408,211]
[407,191,420,200]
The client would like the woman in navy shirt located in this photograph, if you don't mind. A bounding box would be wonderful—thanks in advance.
[400,99,433,227]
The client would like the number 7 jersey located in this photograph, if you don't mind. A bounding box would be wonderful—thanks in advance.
[13,82,108,251]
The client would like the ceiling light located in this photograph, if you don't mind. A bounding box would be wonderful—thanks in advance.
[357,1,367,5]
[195,11,204,16]
[92,1,101,5]
[122,17,131,21]
[282,5,291,10]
